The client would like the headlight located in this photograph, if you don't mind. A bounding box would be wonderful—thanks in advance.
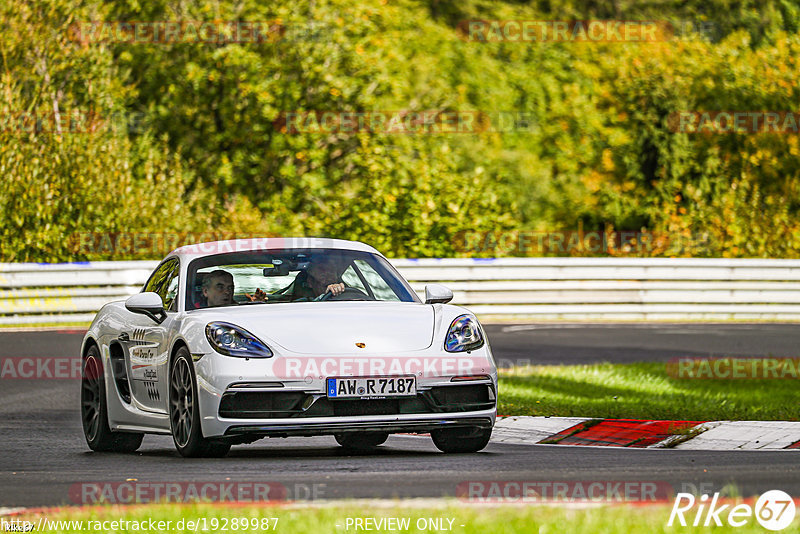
[205,322,273,358]
[445,315,484,352]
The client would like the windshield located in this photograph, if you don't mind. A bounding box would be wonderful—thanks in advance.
[185,248,419,309]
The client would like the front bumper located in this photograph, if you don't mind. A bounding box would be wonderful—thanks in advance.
[193,347,498,439]
[201,386,497,438]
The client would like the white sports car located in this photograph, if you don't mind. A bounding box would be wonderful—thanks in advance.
[80,238,497,457]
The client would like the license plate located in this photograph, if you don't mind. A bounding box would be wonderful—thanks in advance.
[326,376,416,399]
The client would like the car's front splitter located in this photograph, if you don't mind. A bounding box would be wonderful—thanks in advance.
[222,415,495,438]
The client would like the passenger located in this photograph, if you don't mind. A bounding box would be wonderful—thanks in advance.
[202,270,236,307]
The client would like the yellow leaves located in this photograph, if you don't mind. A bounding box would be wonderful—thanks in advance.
[601,149,614,171]
[329,88,341,97]
[788,136,800,156]
[583,171,604,193]
[748,152,763,166]
[355,45,365,55]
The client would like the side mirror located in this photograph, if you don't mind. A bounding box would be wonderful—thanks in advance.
[126,292,167,324]
[425,284,453,304]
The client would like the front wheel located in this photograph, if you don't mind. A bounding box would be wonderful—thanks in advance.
[334,432,389,450]
[169,347,231,458]
[81,346,143,452]
[431,427,491,453]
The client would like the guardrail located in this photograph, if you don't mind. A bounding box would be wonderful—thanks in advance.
[3,258,800,324]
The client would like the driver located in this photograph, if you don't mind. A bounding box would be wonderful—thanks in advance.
[309,256,346,297]
[292,256,346,300]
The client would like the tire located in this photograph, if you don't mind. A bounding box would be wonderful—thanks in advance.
[81,345,144,453]
[169,347,231,458]
[431,427,492,453]
[334,432,389,450]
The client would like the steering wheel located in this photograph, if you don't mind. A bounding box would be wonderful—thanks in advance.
[316,287,371,301]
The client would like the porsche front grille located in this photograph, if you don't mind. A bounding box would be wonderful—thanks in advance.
[218,384,494,419]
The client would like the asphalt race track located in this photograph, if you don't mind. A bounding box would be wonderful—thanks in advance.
[483,323,800,366]
[1,324,799,507]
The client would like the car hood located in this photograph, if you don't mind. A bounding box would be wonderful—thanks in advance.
[193,301,435,354]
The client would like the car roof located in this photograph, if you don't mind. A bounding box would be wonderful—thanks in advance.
[168,237,381,262]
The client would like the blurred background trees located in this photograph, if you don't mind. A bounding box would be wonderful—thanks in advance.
[2,0,799,260]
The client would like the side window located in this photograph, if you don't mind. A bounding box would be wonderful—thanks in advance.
[163,268,180,312]
[341,265,367,293]
[143,259,179,309]
[354,259,401,301]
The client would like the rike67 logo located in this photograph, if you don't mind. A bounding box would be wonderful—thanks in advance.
[669,490,796,531]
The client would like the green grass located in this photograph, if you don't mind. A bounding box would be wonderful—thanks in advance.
[498,363,800,421]
[10,501,786,534]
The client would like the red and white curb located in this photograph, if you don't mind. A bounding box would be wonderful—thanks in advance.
[0,508,25,515]
[493,417,800,450]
